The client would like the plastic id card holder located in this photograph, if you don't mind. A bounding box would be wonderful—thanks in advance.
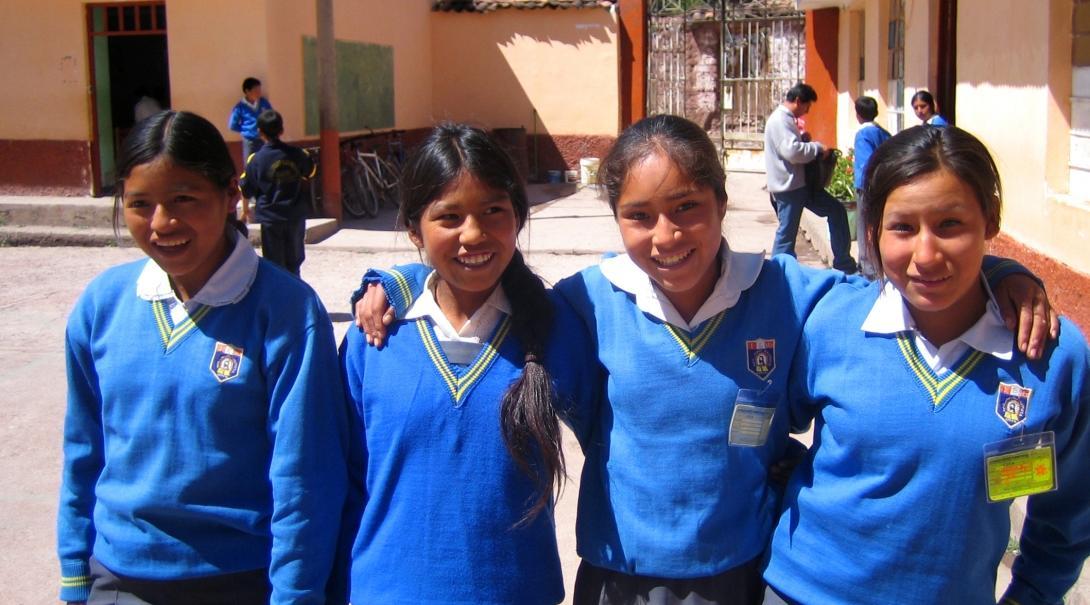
[984,431,1057,503]
[728,388,777,447]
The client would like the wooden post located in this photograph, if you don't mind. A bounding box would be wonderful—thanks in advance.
[317,0,341,220]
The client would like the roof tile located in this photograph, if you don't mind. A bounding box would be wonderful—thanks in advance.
[433,0,616,12]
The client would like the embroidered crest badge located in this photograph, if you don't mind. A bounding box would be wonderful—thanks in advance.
[995,383,1032,429]
[210,342,244,383]
[746,338,776,380]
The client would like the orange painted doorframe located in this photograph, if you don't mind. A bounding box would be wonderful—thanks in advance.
[805,8,839,148]
[617,0,646,129]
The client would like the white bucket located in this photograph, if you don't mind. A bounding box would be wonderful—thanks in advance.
[579,157,600,186]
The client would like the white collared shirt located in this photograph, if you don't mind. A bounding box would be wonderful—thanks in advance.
[598,240,765,330]
[135,230,260,325]
[404,271,511,365]
[860,275,1014,373]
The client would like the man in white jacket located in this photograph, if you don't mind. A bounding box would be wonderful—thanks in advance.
[764,83,857,273]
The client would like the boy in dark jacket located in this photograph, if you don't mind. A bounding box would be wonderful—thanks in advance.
[240,110,315,277]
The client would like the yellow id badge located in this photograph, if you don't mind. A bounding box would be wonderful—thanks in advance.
[984,431,1057,502]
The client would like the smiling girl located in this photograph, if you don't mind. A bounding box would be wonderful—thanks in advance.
[57,111,348,605]
[338,124,598,604]
[763,125,1090,605]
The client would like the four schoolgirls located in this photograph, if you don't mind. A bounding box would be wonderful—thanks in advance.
[57,111,348,604]
[57,110,1069,603]
[354,115,1054,604]
[763,125,1090,604]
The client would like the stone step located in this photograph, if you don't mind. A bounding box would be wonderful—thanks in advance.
[0,197,115,229]
[0,218,340,247]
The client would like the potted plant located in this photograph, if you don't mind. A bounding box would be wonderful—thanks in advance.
[825,149,857,240]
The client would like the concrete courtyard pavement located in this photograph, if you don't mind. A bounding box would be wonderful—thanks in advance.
[0,172,810,604]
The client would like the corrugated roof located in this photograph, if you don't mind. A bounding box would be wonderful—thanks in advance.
[433,0,616,12]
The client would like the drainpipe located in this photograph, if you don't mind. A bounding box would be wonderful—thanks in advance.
[317,0,341,220]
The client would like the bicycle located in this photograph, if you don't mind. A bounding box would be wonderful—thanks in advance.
[342,133,402,218]
[301,146,324,218]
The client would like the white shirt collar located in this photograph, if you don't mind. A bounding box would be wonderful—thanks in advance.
[861,274,1014,363]
[242,96,260,110]
[599,240,765,330]
[135,230,260,308]
[404,270,511,341]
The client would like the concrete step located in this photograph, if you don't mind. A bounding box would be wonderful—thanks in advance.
[0,197,115,229]
[0,218,340,248]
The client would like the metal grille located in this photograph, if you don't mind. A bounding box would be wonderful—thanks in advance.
[720,0,805,149]
[647,1,704,117]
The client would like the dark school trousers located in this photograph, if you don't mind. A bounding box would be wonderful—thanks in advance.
[87,557,270,605]
[260,219,306,277]
[574,557,765,605]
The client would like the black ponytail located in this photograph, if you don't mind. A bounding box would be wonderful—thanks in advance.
[498,250,564,524]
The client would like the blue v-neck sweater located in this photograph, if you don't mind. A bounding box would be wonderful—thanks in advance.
[764,280,1090,605]
[339,290,600,604]
[553,256,844,577]
[58,259,349,604]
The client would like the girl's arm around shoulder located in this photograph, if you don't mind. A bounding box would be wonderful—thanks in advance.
[544,290,603,448]
[1003,320,1090,605]
[350,263,432,346]
[770,254,1057,359]
[264,297,352,604]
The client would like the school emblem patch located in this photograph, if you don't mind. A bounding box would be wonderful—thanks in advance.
[746,338,776,380]
[210,342,244,383]
[995,383,1032,429]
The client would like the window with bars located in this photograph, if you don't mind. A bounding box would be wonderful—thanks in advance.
[89,3,166,35]
[886,0,905,132]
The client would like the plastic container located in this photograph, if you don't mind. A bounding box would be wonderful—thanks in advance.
[565,169,579,183]
[580,157,600,186]
[546,169,563,184]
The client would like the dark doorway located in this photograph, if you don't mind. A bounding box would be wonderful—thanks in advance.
[936,0,956,124]
[86,2,169,195]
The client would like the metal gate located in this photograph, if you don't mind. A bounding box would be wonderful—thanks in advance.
[646,0,805,152]
[720,0,805,150]
[646,1,692,117]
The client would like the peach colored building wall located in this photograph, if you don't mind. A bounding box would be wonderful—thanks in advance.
[0,0,92,140]
[167,0,267,141]
[957,0,1089,274]
[259,0,434,143]
[430,8,619,136]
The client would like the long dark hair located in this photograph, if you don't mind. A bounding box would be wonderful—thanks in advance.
[400,123,563,522]
[861,125,1002,279]
[598,114,727,215]
[113,110,246,238]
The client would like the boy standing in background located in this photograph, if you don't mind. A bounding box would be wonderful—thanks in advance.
[228,77,273,167]
[240,110,314,278]
[852,96,890,278]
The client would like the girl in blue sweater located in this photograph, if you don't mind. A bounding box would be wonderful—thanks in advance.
[57,111,349,605]
[354,117,1053,605]
[338,124,598,604]
[763,125,1090,604]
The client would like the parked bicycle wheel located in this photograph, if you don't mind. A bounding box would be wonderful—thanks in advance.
[377,155,401,209]
[341,165,371,218]
[360,172,380,218]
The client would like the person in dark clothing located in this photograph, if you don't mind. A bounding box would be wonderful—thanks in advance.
[240,110,315,277]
